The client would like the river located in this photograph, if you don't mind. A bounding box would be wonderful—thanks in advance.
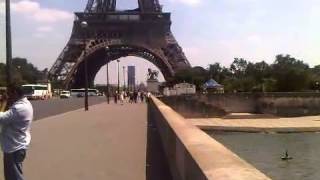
[210,132,320,180]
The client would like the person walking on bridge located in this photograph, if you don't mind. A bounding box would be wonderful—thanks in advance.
[0,84,33,180]
[114,91,118,104]
[120,91,124,105]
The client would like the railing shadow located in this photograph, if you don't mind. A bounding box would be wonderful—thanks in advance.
[146,102,173,180]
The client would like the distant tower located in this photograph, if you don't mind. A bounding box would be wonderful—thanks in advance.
[127,66,136,91]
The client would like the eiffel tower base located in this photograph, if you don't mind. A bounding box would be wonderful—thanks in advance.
[49,2,191,89]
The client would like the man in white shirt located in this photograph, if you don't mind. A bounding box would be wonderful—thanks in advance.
[0,84,33,180]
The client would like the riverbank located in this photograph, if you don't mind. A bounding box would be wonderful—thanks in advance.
[190,115,320,133]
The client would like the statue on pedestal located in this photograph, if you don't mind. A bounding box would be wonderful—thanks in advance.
[147,68,161,93]
[147,68,159,81]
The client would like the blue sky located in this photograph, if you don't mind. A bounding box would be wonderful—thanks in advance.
[0,0,320,84]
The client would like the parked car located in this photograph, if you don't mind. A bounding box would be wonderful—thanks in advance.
[60,91,71,98]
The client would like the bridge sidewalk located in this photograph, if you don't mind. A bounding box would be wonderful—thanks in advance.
[24,102,147,180]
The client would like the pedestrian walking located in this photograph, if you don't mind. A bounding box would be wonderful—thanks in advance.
[133,91,138,103]
[140,92,144,103]
[146,92,151,103]
[120,91,124,105]
[0,83,33,180]
[137,91,141,103]
[114,91,118,104]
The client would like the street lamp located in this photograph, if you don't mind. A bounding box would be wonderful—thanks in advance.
[117,59,120,93]
[80,21,89,111]
[6,0,12,86]
[105,46,110,104]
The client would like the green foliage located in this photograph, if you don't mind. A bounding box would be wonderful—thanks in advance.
[170,54,320,92]
[271,55,310,91]
[230,58,248,77]
[0,63,7,87]
[0,57,46,86]
[170,66,208,90]
[263,78,277,92]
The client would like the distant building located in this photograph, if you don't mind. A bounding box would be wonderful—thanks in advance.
[127,66,136,91]
[163,83,196,96]
[203,79,224,93]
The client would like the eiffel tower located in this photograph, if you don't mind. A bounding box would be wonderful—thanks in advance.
[49,0,191,88]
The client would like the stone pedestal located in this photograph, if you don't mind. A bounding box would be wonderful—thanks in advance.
[147,80,161,93]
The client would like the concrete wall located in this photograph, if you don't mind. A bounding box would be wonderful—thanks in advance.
[149,96,270,180]
[161,96,227,118]
[195,93,320,117]
[198,94,258,113]
[258,93,320,117]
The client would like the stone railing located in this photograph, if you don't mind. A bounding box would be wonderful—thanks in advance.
[148,96,270,180]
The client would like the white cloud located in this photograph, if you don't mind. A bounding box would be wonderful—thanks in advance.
[12,0,39,13]
[12,0,73,23]
[169,0,202,6]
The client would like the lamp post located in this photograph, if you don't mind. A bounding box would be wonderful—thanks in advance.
[80,21,89,111]
[5,0,12,86]
[105,46,110,104]
[117,59,120,93]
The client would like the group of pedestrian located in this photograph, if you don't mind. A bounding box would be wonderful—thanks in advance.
[112,91,151,105]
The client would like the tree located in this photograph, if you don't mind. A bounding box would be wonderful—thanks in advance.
[164,55,319,93]
[170,67,208,90]
[309,65,320,90]
[0,63,7,87]
[0,57,46,86]
[12,57,44,83]
[208,63,222,78]
[230,58,248,77]
[271,55,310,92]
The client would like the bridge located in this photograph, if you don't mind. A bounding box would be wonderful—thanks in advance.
[3,97,269,180]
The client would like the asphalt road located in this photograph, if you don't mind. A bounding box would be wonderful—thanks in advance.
[31,96,108,120]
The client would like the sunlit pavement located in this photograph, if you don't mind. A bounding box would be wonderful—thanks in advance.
[24,102,147,180]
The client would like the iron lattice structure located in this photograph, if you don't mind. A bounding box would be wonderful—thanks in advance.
[49,0,191,88]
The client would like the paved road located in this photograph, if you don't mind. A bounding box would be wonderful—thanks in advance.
[25,102,148,180]
[31,96,107,120]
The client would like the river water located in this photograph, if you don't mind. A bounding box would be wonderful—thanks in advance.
[210,132,320,180]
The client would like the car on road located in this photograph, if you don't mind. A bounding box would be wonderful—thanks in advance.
[60,91,71,99]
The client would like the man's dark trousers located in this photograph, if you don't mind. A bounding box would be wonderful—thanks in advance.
[3,149,26,180]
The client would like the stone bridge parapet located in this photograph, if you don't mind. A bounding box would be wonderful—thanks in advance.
[148,96,270,180]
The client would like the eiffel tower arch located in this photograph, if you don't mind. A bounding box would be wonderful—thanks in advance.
[49,0,191,88]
